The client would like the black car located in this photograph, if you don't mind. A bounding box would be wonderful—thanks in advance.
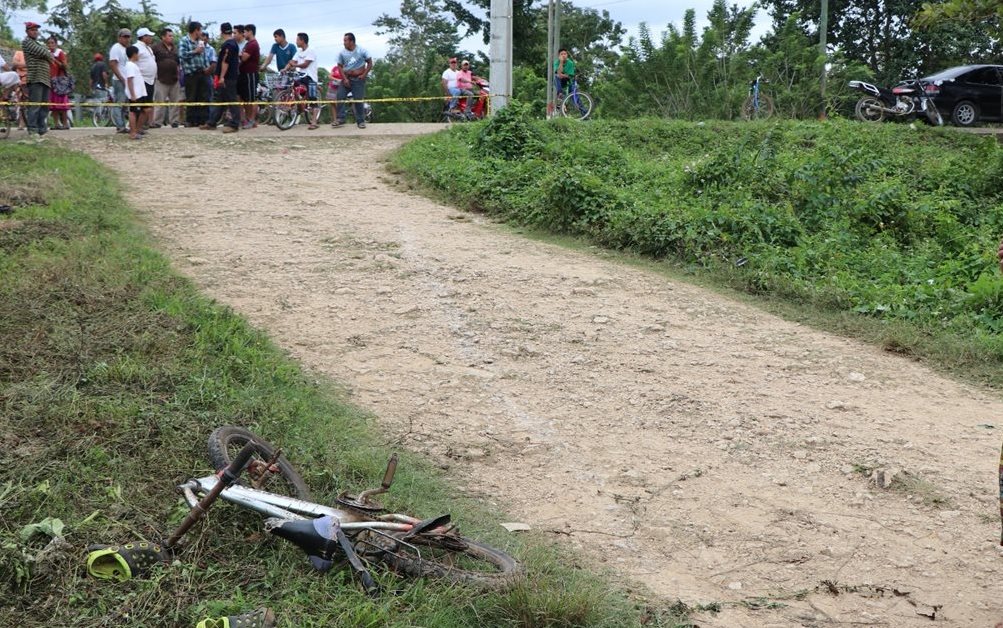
[921,64,1003,127]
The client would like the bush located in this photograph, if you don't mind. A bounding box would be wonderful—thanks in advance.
[394,117,1003,351]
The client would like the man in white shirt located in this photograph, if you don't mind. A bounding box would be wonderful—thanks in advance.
[108,28,132,132]
[285,32,319,129]
[441,57,460,111]
[135,27,157,129]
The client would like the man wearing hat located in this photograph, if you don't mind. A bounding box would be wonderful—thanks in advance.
[205,22,240,133]
[440,57,461,113]
[108,28,133,133]
[135,27,157,130]
[21,21,54,136]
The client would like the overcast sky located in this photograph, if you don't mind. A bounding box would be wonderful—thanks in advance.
[14,0,763,71]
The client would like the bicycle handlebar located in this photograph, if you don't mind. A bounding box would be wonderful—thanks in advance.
[165,441,257,549]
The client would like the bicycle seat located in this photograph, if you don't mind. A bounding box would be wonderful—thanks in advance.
[265,516,340,562]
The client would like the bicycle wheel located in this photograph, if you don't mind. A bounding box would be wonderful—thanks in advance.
[368,531,520,588]
[561,91,593,120]
[91,106,109,127]
[273,90,299,130]
[741,94,775,120]
[207,426,311,500]
[257,102,273,126]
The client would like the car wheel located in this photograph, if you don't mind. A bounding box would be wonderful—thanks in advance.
[951,100,979,127]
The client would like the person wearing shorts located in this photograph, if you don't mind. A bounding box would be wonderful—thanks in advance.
[123,45,148,139]
[237,24,260,129]
[286,32,319,129]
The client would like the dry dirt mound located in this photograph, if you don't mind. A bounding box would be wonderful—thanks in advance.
[69,126,1003,626]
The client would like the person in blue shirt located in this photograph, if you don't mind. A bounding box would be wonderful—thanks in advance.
[261,28,297,72]
[332,32,372,129]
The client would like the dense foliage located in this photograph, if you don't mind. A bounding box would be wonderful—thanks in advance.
[393,115,1003,350]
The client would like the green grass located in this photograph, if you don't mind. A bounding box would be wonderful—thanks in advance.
[390,109,1003,388]
[0,143,686,627]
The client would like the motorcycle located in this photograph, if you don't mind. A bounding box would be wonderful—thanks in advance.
[849,79,944,126]
[444,77,490,122]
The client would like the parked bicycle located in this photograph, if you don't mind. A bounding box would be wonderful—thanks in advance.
[558,80,593,120]
[271,71,322,130]
[741,75,774,120]
[86,426,521,593]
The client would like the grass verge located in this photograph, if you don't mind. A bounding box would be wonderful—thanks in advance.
[0,142,686,627]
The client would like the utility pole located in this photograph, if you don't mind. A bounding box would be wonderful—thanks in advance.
[819,0,828,120]
[546,0,561,118]
[489,0,513,113]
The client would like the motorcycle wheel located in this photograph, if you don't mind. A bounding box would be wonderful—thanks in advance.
[855,97,885,122]
[925,105,944,127]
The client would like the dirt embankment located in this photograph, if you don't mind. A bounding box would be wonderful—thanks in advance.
[70,126,1003,626]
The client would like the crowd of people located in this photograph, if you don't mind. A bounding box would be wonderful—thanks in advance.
[2,20,375,138]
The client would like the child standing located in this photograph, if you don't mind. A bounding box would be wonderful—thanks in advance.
[123,45,147,139]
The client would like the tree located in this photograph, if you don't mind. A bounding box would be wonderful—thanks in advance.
[374,0,463,70]
[761,0,1002,84]
[1,0,47,40]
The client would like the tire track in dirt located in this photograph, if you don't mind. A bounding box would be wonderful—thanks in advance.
[73,127,1003,626]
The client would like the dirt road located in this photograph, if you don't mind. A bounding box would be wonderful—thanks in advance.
[69,125,1003,626]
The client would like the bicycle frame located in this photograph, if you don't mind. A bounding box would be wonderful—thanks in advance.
[749,76,762,112]
[178,475,424,533]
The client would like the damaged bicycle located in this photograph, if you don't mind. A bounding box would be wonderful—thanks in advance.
[86,426,521,593]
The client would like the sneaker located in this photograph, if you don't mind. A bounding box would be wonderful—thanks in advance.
[116,127,128,134]
[198,124,211,130]
[357,121,366,129]
[171,122,179,128]
[86,541,171,581]
[196,607,276,628]
[221,126,238,133]
[149,123,162,128]
[331,120,345,128]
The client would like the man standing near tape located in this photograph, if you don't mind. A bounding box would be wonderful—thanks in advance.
[178,21,209,128]
[151,27,181,128]
[135,28,157,130]
[238,25,260,129]
[208,22,240,133]
[332,32,372,129]
[21,21,54,137]
[107,28,132,133]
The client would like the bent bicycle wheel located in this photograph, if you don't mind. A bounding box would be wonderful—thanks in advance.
[207,425,311,500]
[371,532,520,589]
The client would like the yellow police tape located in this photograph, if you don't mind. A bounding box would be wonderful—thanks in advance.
[3,95,503,107]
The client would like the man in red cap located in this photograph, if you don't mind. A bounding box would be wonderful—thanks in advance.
[90,52,109,97]
[21,21,55,137]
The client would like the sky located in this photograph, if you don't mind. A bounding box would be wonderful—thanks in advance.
[13,0,764,71]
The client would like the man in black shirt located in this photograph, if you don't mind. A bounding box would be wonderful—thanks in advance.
[90,53,108,93]
[206,22,240,132]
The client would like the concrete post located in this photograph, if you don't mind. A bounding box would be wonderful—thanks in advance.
[489,0,513,113]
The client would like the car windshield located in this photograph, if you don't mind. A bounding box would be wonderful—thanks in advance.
[922,65,988,81]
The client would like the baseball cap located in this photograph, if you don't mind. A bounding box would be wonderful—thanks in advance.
[220,22,233,34]
[25,21,40,29]
[118,28,132,37]
[136,27,154,37]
